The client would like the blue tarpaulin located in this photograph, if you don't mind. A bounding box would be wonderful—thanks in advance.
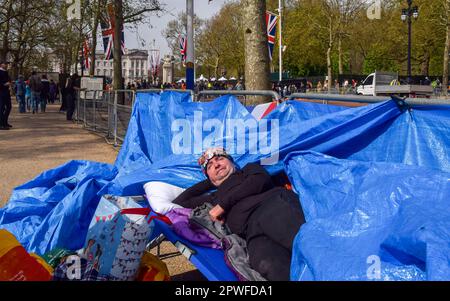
[1,91,449,280]
[285,151,450,281]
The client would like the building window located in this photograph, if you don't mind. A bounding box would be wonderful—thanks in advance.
[123,62,127,68]
[96,69,100,75]
[131,61,134,68]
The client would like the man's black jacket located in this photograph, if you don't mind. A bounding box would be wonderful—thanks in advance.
[172,163,277,236]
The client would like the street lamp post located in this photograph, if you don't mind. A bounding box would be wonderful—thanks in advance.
[401,0,419,84]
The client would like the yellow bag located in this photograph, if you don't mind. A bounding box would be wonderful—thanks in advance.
[136,252,170,281]
[0,230,52,281]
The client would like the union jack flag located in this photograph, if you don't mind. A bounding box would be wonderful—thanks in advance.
[100,3,125,60]
[179,35,187,63]
[266,11,278,61]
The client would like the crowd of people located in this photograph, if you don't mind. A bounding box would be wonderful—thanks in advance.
[0,62,83,130]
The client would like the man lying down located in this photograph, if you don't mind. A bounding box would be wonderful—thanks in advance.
[170,147,306,281]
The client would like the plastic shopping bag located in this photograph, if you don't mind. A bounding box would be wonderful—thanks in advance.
[79,195,153,280]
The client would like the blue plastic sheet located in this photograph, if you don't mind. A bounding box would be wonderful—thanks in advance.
[0,161,116,255]
[105,94,403,195]
[285,151,450,280]
[1,91,450,280]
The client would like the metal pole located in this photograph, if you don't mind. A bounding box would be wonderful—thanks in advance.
[83,92,86,127]
[279,0,282,82]
[93,91,97,131]
[114,91,118,147]
[76,90,79,124]
[186,0,195,90]
[407,0,412,84]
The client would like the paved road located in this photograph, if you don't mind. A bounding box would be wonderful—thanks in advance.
[0,102,205,281]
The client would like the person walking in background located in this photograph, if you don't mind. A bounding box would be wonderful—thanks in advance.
[316,80,323,92]
[0,61,12,130]
[334,79,340,93]
[40,74,50,113]
[65,73,80,121]
[49,79,58,104]
[60,76,68,112]
[15,75,26,113]
[29,71,42,114]
[25,80,31,112]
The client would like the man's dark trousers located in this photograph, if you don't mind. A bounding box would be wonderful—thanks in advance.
[0,91,11,127]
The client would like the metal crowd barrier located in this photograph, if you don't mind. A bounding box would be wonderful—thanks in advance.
[289,93,450,106]
[75,89,195,146]
[197,90,281,105]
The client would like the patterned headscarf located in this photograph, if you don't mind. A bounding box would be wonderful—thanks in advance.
[198,147,233,171]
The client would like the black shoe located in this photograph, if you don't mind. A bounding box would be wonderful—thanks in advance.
[7,124,12,128]
[0,126,10,130]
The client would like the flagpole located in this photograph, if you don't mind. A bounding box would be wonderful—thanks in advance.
[186,0,195,90]
[278,0,282,83]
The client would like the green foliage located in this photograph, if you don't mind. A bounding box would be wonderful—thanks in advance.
[183,0,449,78]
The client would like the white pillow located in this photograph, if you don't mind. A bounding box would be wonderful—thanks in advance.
[143,181,185,215]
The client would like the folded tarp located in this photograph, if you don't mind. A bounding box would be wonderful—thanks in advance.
[285,151,450,281]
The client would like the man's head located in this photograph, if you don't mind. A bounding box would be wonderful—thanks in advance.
[0,61,8,69]
[198,147,236,186]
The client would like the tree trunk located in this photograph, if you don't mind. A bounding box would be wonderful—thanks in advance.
[443,21,450,96]
[338,35,343,75]
[89,0,101,77]
[242,0,271,104]
[420,51,430,76]
[327,17,333,93]
[214,57,219,78]
[0,0,14,62]
[113,0,124,93]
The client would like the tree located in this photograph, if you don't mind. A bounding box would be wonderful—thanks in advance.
[162,12,204,64]
[196,1,244,78]
[242,0,271,104]
[110,0,163,91]
[439,0,450,95]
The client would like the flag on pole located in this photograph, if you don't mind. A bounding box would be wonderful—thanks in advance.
[266,11,279,61]
[100,3,125,60]
[82,38,91,70]
[150,49,160,78]
[179,35,187,63]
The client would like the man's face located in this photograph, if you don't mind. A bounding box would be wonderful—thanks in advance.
[0,63,6,70]
[206,156,235,186]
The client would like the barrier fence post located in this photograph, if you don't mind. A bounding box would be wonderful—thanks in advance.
[75,90,79,124]
[114,91,118,147]
[106,91,111,138]
[83,92,86,127]
[93,91,97,131]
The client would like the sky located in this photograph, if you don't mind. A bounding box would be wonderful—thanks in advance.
[124,0,231,57]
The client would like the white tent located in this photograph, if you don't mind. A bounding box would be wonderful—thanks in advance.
[176,78,186,83]
[209,77,216,82]
[218,76,227,81]
[196,74,207,82]
[229,76,237,80]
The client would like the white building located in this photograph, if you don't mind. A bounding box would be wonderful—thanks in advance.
[91,49,149,84]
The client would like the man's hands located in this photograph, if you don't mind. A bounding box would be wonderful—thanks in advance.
[209,204,225,224]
